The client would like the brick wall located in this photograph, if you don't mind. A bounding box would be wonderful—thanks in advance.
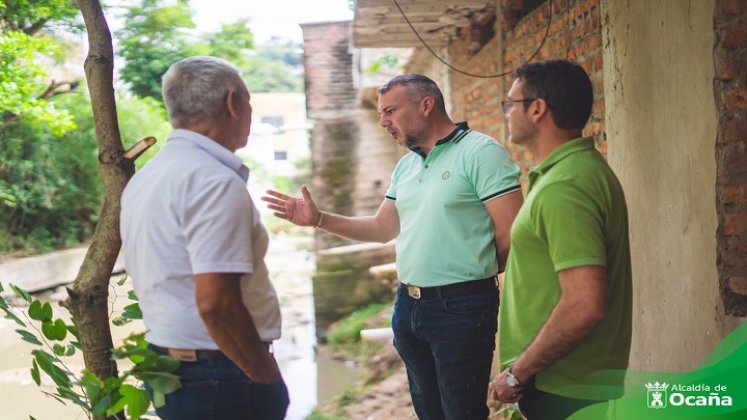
[714,0,747,315]
[302,22,358,250]
[447,0,605,172]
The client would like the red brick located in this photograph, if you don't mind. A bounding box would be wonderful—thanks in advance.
[723,111,747,143]
[720,23,747,49]
[721,185,746,203]
[724,212,747,236]
[717,0,747,16]
[728,277,747,295]
[722,88,747,110]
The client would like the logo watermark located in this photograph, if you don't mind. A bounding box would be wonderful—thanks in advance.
[644,382,733,409]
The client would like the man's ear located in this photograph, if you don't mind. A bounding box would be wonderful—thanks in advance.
[225,90,238,118]
[421,96,435,117]
[529,98,550,123]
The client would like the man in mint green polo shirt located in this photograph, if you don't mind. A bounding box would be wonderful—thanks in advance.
[491,60,632,419]
[263,74,523,419]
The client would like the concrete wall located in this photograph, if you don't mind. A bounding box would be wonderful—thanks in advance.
[602,0,740,371]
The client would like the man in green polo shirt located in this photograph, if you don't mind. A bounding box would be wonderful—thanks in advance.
[491,60,632,419]
[263,74,523,419]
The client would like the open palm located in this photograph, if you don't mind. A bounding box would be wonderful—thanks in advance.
[261,185,319,227]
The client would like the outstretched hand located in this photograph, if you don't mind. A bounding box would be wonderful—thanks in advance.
[261,185,320,227]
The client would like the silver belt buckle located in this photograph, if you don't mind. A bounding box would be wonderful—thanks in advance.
[407,285,421,300]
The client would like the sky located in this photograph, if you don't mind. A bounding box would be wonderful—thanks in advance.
[185,0,352,44]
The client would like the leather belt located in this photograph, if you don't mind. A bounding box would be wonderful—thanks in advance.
[151,343,273,362]
[400,276,498,300]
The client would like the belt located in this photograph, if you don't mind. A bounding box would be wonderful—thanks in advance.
[151,343,273,362]
[400,276,498,300]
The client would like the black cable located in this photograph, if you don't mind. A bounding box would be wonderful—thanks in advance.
[391,0,554,79]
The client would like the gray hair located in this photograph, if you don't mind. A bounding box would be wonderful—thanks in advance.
[162,56,247,127]
[378,74,446,113]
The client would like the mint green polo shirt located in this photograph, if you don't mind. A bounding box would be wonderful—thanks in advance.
[385,122,520,287]
[498,137,632,397]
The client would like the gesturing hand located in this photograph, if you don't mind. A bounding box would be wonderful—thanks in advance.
[261,185,320,227]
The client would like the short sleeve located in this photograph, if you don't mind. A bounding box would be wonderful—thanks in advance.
[182,174,254,275]
[385,158,403,201]
[468,141,521,201]
[532,182,607,272]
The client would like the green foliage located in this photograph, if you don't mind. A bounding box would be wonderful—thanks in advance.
[0,282,181,419]
[0,89,171,254]
[115,0,302,98]
[326,302,391,346]
[0,0,82,35]
[367,53,404,74]
[117,0,197,101]
[202,19,254,66]
[244,55,302,92]
[0,31,75,135]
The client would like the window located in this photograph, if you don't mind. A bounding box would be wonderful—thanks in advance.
[274,151,288,161]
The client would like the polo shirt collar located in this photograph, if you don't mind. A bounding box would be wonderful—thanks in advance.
[531,136,594,175]
[168,129,250,182]
[410,121,471,158]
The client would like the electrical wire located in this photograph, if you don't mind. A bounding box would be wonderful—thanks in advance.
[391,0,554,79]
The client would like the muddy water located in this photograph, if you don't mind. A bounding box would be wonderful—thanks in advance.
[0,235,359,420]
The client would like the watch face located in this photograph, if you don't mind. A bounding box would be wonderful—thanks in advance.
[507,375,519,387]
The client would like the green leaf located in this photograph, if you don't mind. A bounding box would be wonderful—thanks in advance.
[28,300,53,322]
[16,329,42,345]
[53,343,66,356]
[42,302,53,321]
[2,307,26,327]
[9,284,32,303]
[66,324,79,340]
[41,319,67,341]
[122,385,150,419]
[80,371,104,412]
[56,386,91,411]
[141,372,181,394]
[117,274,128,286]
[30,359,40,386]
[28,300,44,321]
[65,344,76,356]
[32,350,71,388]
[152,391,166,408]
[122,302,142,320]
[127,290,138,300]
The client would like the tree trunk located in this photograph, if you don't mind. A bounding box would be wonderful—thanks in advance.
[68,0,135,390]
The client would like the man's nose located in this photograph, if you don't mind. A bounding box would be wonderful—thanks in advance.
[379,115,388,127]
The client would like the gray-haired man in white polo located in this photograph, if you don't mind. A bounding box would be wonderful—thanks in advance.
[120,56,288,419]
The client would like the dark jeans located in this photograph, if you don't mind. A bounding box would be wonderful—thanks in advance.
[519,377,599,420]
[392,285,499,420]
[147,353,289,420]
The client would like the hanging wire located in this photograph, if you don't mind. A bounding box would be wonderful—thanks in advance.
[391,0,554,79]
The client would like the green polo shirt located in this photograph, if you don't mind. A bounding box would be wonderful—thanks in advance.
[498,137,632,397]
[385,122,520,287]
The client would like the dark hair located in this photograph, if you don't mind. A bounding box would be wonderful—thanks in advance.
[378,74,446,113]
[515,60,593,130]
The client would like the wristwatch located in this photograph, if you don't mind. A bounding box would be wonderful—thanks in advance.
[505,365,523,389]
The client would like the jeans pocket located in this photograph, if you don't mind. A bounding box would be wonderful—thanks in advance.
[441,290,498,315]
[247,379,290,420]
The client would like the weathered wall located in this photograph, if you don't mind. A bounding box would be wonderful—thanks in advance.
[602,0,740,371]
[447,0,606,173]
[303,21,358,250]
[714,0,747,315]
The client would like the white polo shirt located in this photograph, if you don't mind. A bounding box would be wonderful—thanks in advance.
[120,129,281,349]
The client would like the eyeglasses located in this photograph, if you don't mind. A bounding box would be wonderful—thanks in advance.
[501,98,538,114]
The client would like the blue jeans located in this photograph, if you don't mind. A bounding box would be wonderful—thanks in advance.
[147,354,289,420]
[392,285,499,420]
